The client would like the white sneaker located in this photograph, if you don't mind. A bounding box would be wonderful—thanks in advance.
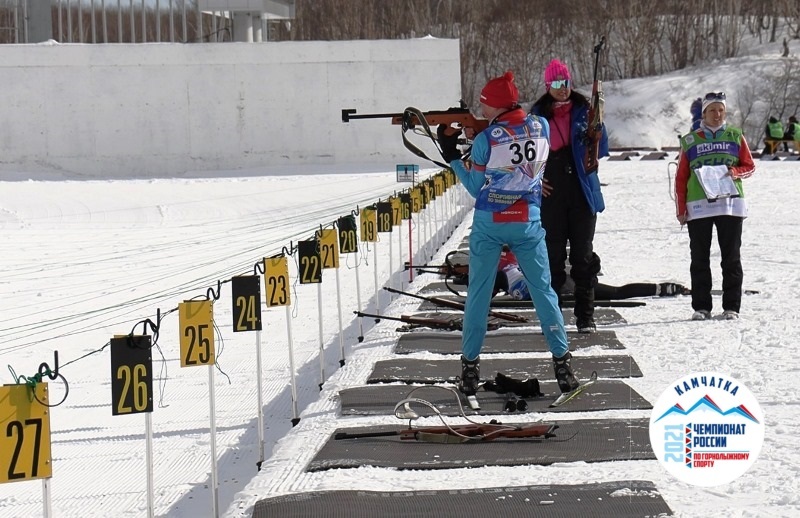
[691,310,711,321]
[722,310,739,320]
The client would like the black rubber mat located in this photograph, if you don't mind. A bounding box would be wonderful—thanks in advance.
[307,418,654,472]
[368,355,642,384]
[412,307,627,326]
[251,480,673,518]
[395,331,624,354]
[416,293,645,309]
[340,379,651,416]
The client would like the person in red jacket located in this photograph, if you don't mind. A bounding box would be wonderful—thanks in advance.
[494,246,687,302]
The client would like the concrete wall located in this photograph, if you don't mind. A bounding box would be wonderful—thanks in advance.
[0,39,460,178]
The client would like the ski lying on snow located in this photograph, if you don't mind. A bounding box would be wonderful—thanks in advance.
[548,371,598,408]
[465,394,480,410]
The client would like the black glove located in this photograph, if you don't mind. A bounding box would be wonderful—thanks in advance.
[658,282,689,297]
[437,124,462,162]
[493,372,543,398]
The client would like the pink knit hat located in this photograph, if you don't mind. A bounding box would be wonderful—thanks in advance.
[479,71,519,109]
[544,59,571,89]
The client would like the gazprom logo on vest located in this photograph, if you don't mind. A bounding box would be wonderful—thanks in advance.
[649,371,764,487]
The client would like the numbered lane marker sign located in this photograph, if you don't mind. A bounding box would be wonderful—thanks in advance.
[376,201,393,233]
[179,300,215,367]
[410,187,422,213]
[389,197,402,226]
[399,193,411,220]
[336,216,358,254]
[434,174,444,197]
[297,239,321,284]
[360,208,377,242]
[264,256,291,307]
[110,335,154,416]
[421,180,432,206]
[0,383,52,483]
[317,229,340,269]
[231,275,262,332]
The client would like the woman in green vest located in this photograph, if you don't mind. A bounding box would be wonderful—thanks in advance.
[784,115,800,152]
[674,92,756,321]
[763,116,786,153]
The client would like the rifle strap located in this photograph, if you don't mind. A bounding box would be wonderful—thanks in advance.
[401,107,452,169]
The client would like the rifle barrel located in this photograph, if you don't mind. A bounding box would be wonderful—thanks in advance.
[384,286,528,323]
[342,108,405,122]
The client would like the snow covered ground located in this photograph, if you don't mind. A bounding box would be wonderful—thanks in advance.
[2,37,800,518]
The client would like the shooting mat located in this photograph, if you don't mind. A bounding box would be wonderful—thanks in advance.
[251,480,673,518]
[367,355,642,384]
[412,307,628,326]
[415,293,645,309]
[307,417,654,472]
[339,379,651,416]
[395,330,624,354]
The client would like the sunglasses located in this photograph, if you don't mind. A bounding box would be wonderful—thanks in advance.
[550,79,570,89]
[704,92,726,101]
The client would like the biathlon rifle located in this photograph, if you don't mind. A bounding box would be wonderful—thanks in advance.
[405,250,469,278]
[383,286,529,323]
[334,422,558,443]
[353,311,500,332]
[585,36,606,174]
[341,101,488,167]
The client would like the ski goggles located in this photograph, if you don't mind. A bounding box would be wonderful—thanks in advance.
[704,92,726,102]
[549,79,571,90]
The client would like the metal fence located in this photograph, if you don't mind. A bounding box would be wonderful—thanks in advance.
[0,0,24,42]
[0,0,242,44]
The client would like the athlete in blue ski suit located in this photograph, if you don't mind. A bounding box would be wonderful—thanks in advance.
[437,71,576,395]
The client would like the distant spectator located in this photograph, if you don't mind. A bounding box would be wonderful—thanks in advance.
[763,116,786,153]
[690,97,703,131]
[783,115,799,152]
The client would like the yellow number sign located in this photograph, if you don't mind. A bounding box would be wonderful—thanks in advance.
[0,383,52,483]
[410,187,422,213]
[264,256,291,307]
[360,208,377,242]
[390,197,402,226]
[179,300,215,367]
[434,175,444,197]
[318,229,339,269]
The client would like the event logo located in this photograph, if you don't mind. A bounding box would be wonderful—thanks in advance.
[649,371,764,487]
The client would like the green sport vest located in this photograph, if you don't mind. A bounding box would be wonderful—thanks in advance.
[679,127,747,220]
[768,121,784,139]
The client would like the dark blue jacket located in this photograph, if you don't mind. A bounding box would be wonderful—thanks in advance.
[530,96,609,214]
[690,98,703,131]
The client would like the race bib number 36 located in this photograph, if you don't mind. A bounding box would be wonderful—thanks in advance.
[486,137,547,168]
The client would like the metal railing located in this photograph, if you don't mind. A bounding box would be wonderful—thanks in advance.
[0,0,26,43]
[0,0,239,44]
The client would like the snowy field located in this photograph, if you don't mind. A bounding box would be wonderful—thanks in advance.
[1,158,799,518]
[2,35,800,518]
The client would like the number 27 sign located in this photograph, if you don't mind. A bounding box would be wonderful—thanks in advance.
[0,383,52,484]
